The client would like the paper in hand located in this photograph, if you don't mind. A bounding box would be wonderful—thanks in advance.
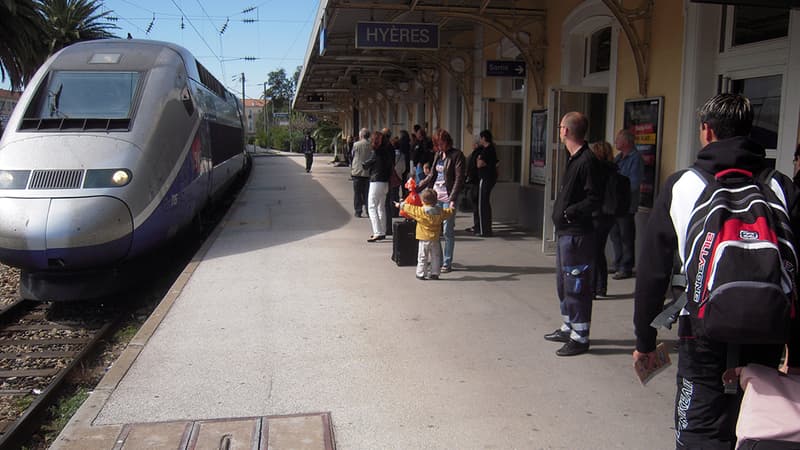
[634,342,672,385]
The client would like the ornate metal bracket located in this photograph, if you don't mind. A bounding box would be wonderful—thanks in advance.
[602,0,654,97]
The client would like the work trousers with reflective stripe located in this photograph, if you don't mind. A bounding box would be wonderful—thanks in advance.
[555,233,595,343]
[674,330,782,450]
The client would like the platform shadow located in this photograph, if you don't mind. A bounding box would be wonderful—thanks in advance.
[444,264,556,282]
[588,338,679,356]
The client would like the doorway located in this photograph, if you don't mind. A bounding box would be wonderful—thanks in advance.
[482,99,523,183]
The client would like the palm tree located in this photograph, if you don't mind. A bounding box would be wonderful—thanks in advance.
[40,0,118,55]
[0,0,46,90]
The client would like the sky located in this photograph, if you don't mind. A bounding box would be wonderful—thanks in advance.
[2,0,321,99]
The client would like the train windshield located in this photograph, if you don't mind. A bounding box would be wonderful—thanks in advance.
[33,71,141,119]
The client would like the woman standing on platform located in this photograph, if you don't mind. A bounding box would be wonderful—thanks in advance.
[418,129,466,272]
[362,130,394,242]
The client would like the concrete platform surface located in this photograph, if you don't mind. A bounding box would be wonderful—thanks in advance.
[53,151,678,450]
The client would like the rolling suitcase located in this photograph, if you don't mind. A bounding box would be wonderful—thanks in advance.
[391,219,418,266]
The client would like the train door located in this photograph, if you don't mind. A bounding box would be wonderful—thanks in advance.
[542,87,607,253]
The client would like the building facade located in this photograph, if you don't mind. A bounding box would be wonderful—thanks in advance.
[294,0,800,251]
[0,89,21,136]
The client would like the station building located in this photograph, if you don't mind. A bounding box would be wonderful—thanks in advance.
[293,0,800,252]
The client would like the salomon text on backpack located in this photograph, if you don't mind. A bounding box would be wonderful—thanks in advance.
[681,168,797,344]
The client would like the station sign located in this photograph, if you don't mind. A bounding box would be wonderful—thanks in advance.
[306,94,325,102]
[486,60,526,77]
[356,22,439,50]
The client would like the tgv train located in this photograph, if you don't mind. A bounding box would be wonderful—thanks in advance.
[0,39,249,300]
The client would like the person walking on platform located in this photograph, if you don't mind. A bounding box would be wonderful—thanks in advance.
[350,128,371,217]
[609,129,642,279]
[395,189,454,280]
[466,129,498,237]
[543,112,602,357]
[302,132,316,173]
[418,128,465,273]
[362,130,394,242]
[633,93,800,449]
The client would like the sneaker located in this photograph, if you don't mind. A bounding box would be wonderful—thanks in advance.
[556,339,590,356]
[429,275,439,280]
[465,227,475,233]
[416,275,426,280]
[612,271,633,280]
[595,292,612,299]
[543,329,571,343]
[440,266,452,273]
[354,212,362,218]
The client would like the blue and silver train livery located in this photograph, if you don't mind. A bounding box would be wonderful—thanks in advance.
[0,39,249,300]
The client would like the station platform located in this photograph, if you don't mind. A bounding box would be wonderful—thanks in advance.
[53,149,677,450]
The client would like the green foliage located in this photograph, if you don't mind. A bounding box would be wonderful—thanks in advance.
[0,0,46,90]
[42,387,90,439]
[0,0,118,90]
[264,68,295,112]
[40,0,118,54]
[112,324,138,343]
[311,122,342,154]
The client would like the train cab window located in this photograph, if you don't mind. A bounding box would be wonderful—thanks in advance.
[31,71,140,119]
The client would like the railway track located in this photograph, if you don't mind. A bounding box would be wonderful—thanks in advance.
[0,299,120,449]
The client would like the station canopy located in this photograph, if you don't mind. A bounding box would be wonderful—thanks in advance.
[293,0,546,117]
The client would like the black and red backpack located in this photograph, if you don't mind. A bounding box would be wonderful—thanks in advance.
[681,167,797,344]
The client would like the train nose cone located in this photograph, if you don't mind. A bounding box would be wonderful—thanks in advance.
[0,196,133,270]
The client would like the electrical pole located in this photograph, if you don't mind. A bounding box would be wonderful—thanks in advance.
[264,81,269,145]
[240,72,245,122]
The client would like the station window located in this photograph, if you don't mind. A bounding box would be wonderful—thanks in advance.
[586,27,611,75]
[731,74,782,151]
[732,6,789,46]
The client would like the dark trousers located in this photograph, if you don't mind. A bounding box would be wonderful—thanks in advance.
[674,330,782,449]
[352,176,369,215]
[555,233,595,343]
[305,153,314,172]
[385,190,396,236]
[471,179,495,235]
[592,215,615,295]
[610,213,636,273]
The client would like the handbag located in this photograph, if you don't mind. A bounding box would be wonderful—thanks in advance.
[389,169,402,188]
[736,359,800,449]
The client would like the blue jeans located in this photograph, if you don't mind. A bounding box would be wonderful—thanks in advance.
[439,201,455,268]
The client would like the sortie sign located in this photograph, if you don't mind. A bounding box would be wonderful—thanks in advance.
[486,60,526,77]
[356,22,439,50]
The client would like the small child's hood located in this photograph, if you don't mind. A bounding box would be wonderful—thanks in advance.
[423,204,443,215]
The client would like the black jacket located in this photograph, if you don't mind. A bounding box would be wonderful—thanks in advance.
[362,143,394,182]
[551,143,602,235]
[467,143,498,185]
[633,136,800,363]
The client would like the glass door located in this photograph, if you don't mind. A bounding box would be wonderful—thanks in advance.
[542,87,607,253]
[482,99,523,183]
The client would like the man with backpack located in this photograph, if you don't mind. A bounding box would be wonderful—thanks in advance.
[633,93,800,449]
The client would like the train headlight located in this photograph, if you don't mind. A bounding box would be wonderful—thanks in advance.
[0,170,31,189]
[84,169,132,188]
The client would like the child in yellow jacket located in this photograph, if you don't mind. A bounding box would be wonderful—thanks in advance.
[395,189,455,280]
